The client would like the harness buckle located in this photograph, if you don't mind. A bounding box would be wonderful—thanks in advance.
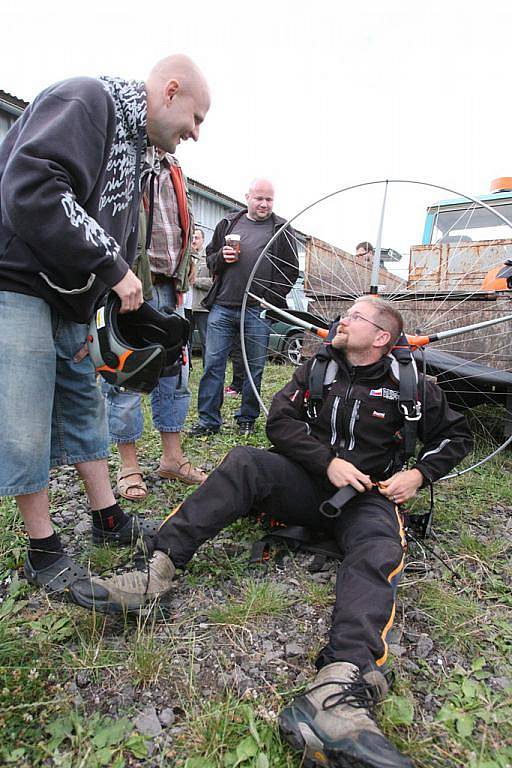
[399,400,422,422]
[306,400,320,421]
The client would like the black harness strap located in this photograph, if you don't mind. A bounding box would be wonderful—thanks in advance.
[393,335,422,466]
[306,351,331,421]
[249,524,344,571]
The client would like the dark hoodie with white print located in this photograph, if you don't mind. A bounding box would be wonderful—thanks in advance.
[0,75,147,322]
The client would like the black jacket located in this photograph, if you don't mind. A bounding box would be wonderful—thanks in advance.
[266,344,472,483]
[0,76,147,322]
[202,209,299,310]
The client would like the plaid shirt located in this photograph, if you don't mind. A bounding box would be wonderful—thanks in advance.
[147,153,183,276]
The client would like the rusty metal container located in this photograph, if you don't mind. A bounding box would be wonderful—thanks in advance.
[408,240,512,292]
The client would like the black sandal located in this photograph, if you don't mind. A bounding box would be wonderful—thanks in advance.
[91,515,161,546]
[24,553,91,597]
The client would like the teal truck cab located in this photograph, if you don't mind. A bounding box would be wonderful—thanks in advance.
[422,178,512,247]
[408,178,512,293]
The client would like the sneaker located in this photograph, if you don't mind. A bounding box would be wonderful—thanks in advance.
[224,386,240,397]
[91,514,161,546]
[279,661,413,768]
[187,422,220,437]
[237,421,255,435]
[70,551,176,614]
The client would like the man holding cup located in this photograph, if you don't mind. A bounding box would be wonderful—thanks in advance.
[189,178,299,436]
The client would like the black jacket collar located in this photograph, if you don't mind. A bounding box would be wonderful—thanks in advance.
[327,344,393,381]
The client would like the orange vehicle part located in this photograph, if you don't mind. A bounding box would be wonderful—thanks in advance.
[481,264,509,291]
[490,177,512,193]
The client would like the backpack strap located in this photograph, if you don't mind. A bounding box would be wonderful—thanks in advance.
[390,334,422,465]
[306,354,331,421]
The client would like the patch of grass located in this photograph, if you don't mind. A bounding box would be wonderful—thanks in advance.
[186,545,249,587]
[128,619,172,688]
[0,497,26,579]
[415,583,484,650]
[174,697,296,768]
[458,531,507,563]
[301,579,335,608]
[80,544,130,573]
[0,581,75,765]
[208,579,295,627]
[34,710,148,767]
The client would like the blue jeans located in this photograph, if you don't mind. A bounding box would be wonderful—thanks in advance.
[104,281,191,443]
[198,304,271,428]
[0,292,108,496]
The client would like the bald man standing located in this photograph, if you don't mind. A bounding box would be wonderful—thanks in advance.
[0,55,210,603]
[190,179,299,436]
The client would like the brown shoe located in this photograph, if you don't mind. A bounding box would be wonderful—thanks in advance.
[158,459,207,485]
[279,662,413,767]
[70,551,175,613]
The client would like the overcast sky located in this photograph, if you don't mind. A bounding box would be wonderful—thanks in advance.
[3,0,512,257]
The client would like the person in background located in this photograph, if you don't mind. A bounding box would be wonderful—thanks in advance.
[356,240,375,267]
[223,338,246,397]
[186,227,212,360]
[189,178,299,436]
[104,151,208,500]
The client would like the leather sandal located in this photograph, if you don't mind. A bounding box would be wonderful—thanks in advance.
[116,467,148,501]
[158,459,207,485]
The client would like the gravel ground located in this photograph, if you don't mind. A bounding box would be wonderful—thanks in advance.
[5,452,512,766]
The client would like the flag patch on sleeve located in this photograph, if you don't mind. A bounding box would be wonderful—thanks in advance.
[372,410,386,419]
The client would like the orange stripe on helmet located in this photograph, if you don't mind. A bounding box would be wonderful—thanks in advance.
[96,349,133,373]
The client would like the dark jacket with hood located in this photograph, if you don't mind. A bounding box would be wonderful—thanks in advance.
[202,209,299,310]
[266,343,472,484]
[0,75,147,322]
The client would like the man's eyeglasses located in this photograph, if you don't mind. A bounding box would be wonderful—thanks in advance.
[342,311,387,332]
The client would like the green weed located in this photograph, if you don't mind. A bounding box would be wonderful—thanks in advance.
[38,711,148,767]
[208,579,294,627]
[416,583,483,650]
[176,698,296,768]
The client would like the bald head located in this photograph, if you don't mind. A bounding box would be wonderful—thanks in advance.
[145,54,210,153]
[147,54,209,94]
[246,178,275,221]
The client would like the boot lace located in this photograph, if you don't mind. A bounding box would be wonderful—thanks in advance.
[133,535,156,596]
[308,673,376,714]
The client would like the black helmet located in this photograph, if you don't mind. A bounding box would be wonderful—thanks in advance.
[88,292,189,393]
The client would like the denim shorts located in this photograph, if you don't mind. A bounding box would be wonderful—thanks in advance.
[0,292,109,497]
[104,281,191,443]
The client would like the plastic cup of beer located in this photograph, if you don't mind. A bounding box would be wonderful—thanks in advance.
[225,234,241,260]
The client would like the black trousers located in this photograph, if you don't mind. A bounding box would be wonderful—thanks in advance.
[156,446,406,672]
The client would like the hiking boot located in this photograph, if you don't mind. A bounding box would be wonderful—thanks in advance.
[91,514,161,547]
[187,422,220,437]
[279,661,413,768]
[70,551,175,614]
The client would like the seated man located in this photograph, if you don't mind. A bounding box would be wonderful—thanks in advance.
[72,297,472,768]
